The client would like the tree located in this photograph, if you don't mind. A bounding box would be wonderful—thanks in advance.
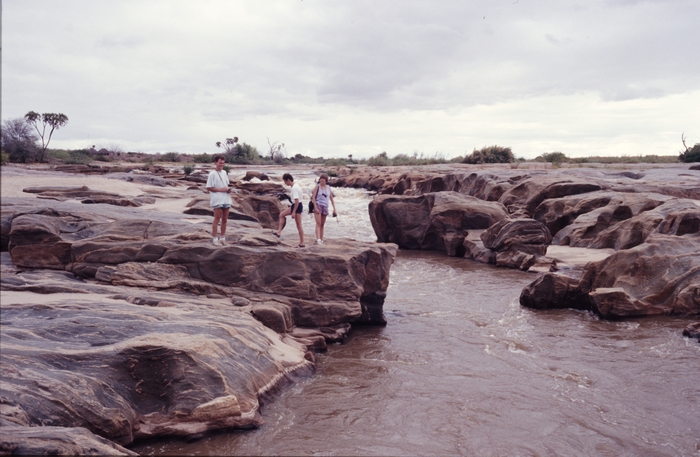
[215,137,239,154]
[24,111,69,162]
[462,145,514,164]
[679,133,700,163]
[1,117,41,163]
[267,138,286,164]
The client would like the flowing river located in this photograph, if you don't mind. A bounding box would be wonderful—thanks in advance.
[133,175,700,456]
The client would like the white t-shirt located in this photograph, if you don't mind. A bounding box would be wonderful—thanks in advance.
[206,169,232,207]
[290,182,303,205]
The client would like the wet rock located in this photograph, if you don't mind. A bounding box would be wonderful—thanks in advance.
[682,322,700,341]
[185,194,284,229]
[0,293,311,445]
[252,302,294,333]
[533,191,669,238]
[553,198,700,250]
[7,206,397,327]
[520,234,700,318]
[369,192,509,255]
[498,176,604,216]
[519,269,591,311]
[0,425,137,456]
[243,171,269,181]
[481,218,552,256]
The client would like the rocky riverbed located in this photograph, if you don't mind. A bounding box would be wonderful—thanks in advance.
[1,162,698,454]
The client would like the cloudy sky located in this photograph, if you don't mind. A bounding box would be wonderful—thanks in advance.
[2,0,699,159]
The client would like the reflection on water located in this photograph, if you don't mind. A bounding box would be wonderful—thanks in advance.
[133,181,700,456]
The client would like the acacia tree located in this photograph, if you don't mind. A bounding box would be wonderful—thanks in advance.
[24,111,69,162]
[215,137,239,154]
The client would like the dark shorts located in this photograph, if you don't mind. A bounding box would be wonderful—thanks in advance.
[292,203,303,214]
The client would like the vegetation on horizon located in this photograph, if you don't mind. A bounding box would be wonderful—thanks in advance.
[2,116,697,167]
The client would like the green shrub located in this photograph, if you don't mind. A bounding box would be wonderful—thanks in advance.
[463,145,514,164]
[183,164,194,175]
[161,152,181,162]
[368,151,391,167]
[537,152,568,164]
[1,151,8,165]
[48,150,71,162]
[193,153,211,163]
[65,149,92,164]
[679,143,700,163]
[323,158,348,167]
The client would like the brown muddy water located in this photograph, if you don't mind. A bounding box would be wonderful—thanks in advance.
[133,182,700,456]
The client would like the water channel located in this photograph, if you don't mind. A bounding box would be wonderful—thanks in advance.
[133,177,700,456]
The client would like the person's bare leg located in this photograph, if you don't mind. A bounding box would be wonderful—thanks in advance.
[220,208,230,243]
[277,208,290,236]
[314,212,322,241]
[294,213,304,246]
[319,214,327,241]
[212,208,222,238]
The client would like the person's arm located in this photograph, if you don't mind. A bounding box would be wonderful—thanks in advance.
[312,185,319,213]
[330,191,337,216]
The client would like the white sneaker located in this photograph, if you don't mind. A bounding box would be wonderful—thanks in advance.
[212,238,221,246]
[219,237,227,245]
[315,239,321,245]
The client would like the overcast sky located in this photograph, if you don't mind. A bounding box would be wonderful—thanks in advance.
[2,0,699,159]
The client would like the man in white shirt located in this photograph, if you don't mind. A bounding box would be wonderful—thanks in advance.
[205,155,232,246]
[274,173,305,247]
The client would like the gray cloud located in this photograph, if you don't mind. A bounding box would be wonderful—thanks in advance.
[2,0,699,158]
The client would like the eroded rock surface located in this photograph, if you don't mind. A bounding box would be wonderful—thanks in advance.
[1,190,398,451]
[520,234,700,318]
[369,192,509,256]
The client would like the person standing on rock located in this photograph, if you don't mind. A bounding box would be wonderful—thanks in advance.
[274,173,305,247]
[311,173,337,244]
[206,154,232,246]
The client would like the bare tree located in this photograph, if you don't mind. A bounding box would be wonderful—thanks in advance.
[1,117,40,162]
[24,111,69,162]
[267,138,286,163]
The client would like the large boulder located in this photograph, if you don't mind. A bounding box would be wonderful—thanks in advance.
[533,191,670,238]
[0,288,313,446]
[498,175,604,216]
[7,207,397,327]
[552,198,700,250]
[520,234,700,318]
[369,192,509,256]
[184,193,285,229]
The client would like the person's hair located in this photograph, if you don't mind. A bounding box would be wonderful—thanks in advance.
[213,154,225,163]
[282,173,293,182]
[318,173,329,182]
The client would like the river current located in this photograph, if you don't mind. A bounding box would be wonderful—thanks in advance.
[133,175,700,456]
